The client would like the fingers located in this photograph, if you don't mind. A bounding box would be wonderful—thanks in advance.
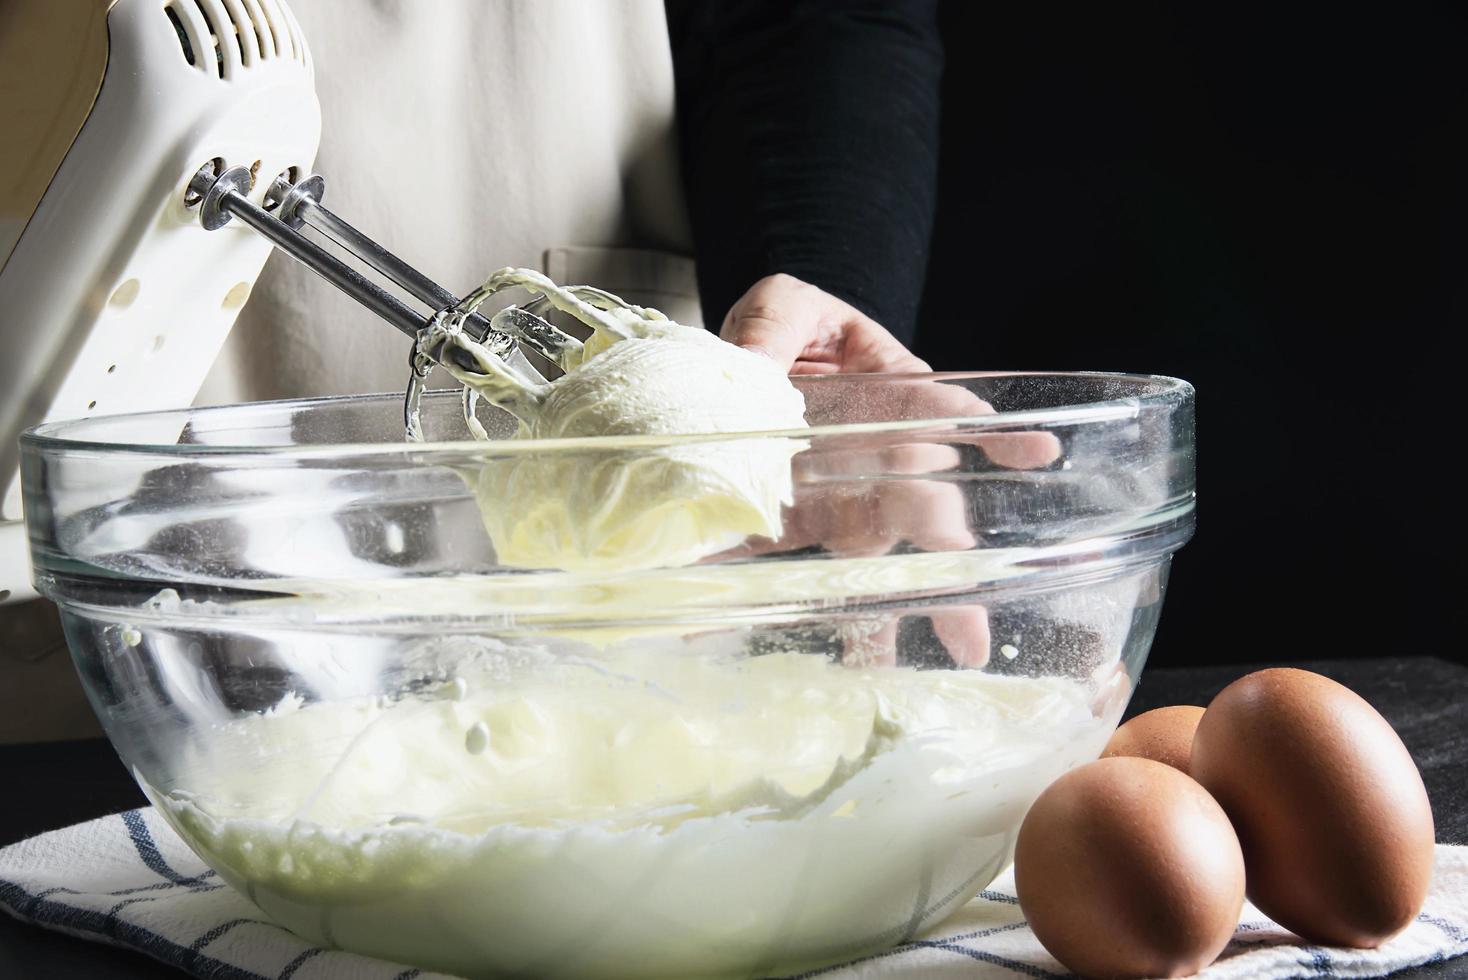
[720,274,928,374]
[970,431,1064,470]
[720,274,827,368]
[885,480,977,552]
[803,487,901,557]
[1090,660,1132,719]
[829,322,930,374]
[720,306,813,373]
[932,606,991,668]
[721,278,1063,471]
[840,607,990,670]
[839,617,898,669]
[877,379,1063,471]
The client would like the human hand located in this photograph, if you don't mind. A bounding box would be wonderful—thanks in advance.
[718,376,1063,670]
[720,273,928,374]
[717,277,1061,669]
[793,380,1055,670]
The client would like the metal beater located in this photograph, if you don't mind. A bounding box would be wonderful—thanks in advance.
[186,161,648,385]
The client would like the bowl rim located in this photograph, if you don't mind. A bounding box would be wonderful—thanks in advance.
[21,370,1193,459]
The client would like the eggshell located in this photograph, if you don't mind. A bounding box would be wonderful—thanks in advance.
[1191,668,1434,948]
[1015,757,1245,979]
[1102,705,1205,773]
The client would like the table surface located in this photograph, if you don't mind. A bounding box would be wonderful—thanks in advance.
[2,655,1465,979]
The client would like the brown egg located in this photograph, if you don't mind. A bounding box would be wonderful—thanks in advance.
[1192,668,1435,948]
[1102,705,1205,773]
[1015,757,1245,979]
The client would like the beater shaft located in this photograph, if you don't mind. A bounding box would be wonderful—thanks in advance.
[275,178,465,322]
[188,166,518,374]
[204,174,424,339]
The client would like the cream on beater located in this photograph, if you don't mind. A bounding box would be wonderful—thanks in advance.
[406,269,808,571]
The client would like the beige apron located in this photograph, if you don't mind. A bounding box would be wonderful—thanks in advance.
[2,0,696,743]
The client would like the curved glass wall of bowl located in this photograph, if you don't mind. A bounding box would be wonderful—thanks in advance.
[19,372,1193,980]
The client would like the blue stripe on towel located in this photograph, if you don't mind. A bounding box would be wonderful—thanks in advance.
[278,947,325,979]
[933,920,1030,945]
[1421,912,1467,943]
[1304,946,1337,978]
[977,889,1021,906]
[24,876,223,919]
[191,916,275,951]
[121,809,213,887]
[106,895,164,937]
[911,941,1066,978]
[0,878,272,980]
[777,922,1057,980]
[108,877,221,897]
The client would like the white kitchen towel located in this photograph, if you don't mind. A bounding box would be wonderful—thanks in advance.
[1,808,1464,980]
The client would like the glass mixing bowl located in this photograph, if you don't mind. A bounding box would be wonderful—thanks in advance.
[22,372,1193,979]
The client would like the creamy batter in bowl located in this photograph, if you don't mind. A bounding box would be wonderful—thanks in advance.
[22,372,1194,979]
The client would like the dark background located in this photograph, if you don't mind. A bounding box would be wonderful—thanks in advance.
[913,5,1463,668]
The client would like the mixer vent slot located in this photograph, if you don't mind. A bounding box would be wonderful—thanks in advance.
[164,0,308,75]
[196,1,225,77]
[242,0,311,67]
[163,6,197,67]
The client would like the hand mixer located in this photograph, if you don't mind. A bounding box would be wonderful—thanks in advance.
[0,0,607,603]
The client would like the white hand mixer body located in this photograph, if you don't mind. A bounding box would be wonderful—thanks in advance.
[0,0,601,603]
[0,0,320,602]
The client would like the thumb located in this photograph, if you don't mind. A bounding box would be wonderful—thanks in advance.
[720,305,809,372]
[719,275,821,371]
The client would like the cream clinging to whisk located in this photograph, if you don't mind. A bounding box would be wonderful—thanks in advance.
[407,268,808,571]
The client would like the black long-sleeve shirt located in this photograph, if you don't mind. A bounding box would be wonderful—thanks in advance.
[666,1,943,345]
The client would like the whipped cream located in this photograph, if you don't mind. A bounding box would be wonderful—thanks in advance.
[471,328,807,572]
[149,642,1113,979]
[413,269,809,572]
